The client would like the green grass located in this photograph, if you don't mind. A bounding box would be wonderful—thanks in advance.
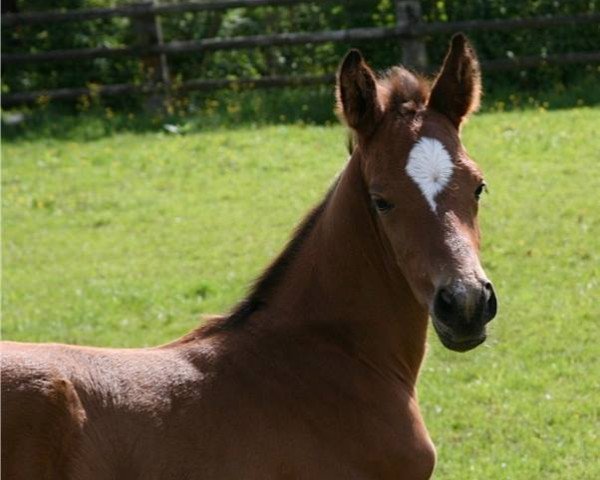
[2,108,599,478]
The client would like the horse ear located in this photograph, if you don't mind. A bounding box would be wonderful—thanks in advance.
[428,33,481,129]
[336,49,382,136]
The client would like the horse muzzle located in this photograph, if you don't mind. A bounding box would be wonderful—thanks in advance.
[431,279,497,352]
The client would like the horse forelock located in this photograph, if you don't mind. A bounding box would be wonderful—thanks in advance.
[377,67,430,117]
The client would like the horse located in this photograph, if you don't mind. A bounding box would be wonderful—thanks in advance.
[1,33,497,479]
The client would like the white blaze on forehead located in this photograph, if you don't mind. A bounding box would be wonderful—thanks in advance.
[405,137,454,213]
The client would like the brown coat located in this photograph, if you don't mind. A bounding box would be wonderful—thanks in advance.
[2,34,497,479]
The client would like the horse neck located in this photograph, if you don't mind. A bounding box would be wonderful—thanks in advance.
[265,151,429,387]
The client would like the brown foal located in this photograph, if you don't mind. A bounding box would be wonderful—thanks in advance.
[2,34,497,479]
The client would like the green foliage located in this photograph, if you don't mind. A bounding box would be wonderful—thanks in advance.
[3,0,139,101]
[2,0,599,116]
[420,0,600,93]
[3,67,599,142]
[2,107,599,476]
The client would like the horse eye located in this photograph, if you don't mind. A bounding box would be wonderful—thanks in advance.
[372,197,394,213]
[474,183,487,200]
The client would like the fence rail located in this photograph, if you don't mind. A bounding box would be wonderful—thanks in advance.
[4,13,599,66]
[2,0,599,108]
[5,51,600,109]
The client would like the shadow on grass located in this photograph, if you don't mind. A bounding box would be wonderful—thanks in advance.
[3,69,599,143]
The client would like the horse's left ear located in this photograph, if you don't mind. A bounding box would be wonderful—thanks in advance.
[428,33,481,129]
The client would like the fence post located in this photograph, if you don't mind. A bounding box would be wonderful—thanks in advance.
[131,1,169,112]
[395,0,428,71]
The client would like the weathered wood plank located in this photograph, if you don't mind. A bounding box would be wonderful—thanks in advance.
[4,13,598,65]
[0,74,334,107]
[1,26,401,64]
[4,51,599,107]
[395,0,427,70]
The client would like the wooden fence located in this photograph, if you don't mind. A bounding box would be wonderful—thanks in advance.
[2,0,600,108]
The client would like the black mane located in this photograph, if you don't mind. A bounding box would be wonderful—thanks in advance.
[210,178,339,332]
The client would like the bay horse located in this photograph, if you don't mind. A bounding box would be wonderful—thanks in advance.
[2,34,497,479]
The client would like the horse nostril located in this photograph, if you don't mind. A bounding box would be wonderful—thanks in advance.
[483,281,493,298]
[435,287,456,317]
[440,287,453,305]
[483,282,497,323]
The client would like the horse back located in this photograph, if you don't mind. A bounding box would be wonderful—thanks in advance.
[1,341,87,479]
[1,340,206,479]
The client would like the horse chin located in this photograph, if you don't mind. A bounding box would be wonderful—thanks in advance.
[431,317,487,352]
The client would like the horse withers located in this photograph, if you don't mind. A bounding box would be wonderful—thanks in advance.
[2,34,496,479]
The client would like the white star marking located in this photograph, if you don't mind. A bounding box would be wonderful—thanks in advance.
[405,137,454,213]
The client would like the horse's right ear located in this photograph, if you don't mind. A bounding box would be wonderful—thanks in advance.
[336,49,382,136]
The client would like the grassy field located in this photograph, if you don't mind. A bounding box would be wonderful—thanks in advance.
[2,107,599,478]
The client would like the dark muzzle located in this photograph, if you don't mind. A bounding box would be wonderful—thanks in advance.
[432,280,497,352]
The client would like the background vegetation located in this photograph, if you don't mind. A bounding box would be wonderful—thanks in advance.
[3,0,600,121]
[2,107,599,477]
